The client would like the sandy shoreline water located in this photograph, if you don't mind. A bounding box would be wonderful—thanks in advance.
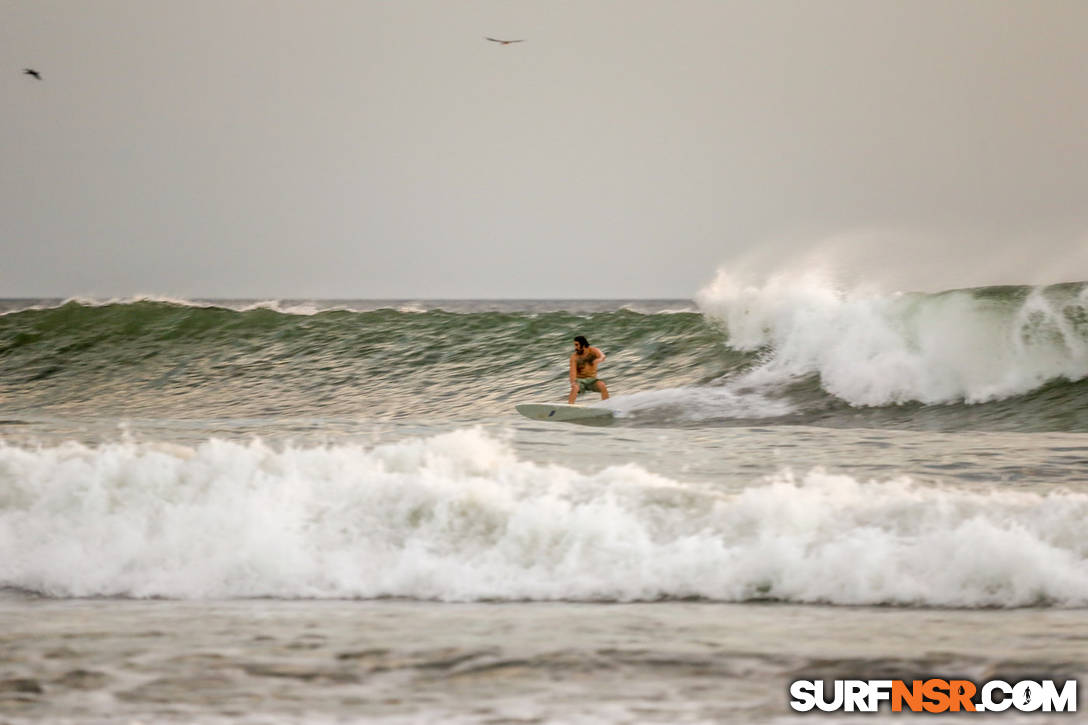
[2,597,1085,723]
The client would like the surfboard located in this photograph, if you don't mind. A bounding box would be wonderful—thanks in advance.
[515,402,614,426]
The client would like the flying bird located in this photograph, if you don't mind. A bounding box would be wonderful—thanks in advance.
[485,37,524,45]
[23,68,42,80]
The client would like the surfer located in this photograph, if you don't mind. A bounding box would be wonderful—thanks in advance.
[569,335,609,404]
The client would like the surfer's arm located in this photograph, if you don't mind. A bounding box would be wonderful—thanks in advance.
[569,355,578,383]
[592,347,606,364]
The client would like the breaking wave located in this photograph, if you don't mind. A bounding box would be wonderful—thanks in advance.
[696,271,1088,406]
[2,429,1086,606]
[1,281,1087,430]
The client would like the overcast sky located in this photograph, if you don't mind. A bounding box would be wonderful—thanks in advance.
[3,1,1087,298]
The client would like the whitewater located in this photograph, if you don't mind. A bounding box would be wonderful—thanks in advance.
[1,278,1087,722]
[3,429,1088,606]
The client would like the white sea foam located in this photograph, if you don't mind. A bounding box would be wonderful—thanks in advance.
[0,295,367,316]
[607,386,794,421]
[696,270,1088,405]
[618,303,699,315]
[67,294,225,310]
[2,429,1086,606]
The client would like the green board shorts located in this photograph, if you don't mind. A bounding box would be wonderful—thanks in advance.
[576,377,601,394]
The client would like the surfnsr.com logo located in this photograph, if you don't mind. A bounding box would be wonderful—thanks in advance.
[789,679,1077,713]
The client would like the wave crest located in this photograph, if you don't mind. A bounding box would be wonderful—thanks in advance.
[696,271,1088,405]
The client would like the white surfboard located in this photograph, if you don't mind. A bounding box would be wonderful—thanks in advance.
[515,402,614,426]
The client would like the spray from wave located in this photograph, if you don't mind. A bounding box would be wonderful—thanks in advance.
[2,428,1086,607]
[695,270,1088,406]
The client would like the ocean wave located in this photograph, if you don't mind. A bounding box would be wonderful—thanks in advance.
[0,296,366,317]
[0,297,702,317]
[696,271,1088,406]
[2,288,1088,429]
[2,428,1085,606]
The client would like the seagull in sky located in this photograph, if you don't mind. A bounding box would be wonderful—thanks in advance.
[485,37,524,45]
[23,68,42,80]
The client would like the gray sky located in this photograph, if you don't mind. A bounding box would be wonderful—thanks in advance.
[3,0,1087,298]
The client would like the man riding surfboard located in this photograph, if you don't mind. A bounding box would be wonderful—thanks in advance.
[569,335,609,404]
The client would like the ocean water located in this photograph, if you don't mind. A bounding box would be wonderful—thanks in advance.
[1,279,1087,722]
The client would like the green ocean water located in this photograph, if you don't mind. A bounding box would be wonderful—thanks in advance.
[1,283,1085,431]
